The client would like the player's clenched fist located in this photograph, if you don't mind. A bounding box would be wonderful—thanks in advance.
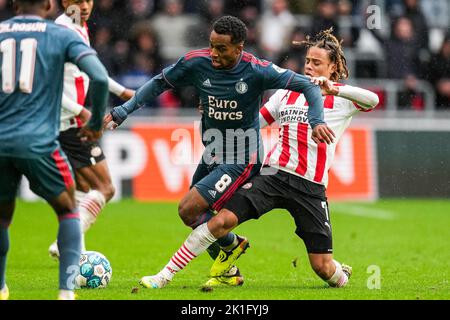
[309,76,340,96]
[103,113,118,130]
[78,108,92,125]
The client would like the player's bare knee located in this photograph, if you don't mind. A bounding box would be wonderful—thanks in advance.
[101,183,115,202]
[221,210,239,230]
[208,210,238,238]
[207,216,226,237]
[178,201,194,227]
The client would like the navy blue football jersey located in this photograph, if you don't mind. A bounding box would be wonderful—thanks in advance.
[0,16,96,158]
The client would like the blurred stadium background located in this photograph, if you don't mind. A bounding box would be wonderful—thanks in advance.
[2,0,449,202]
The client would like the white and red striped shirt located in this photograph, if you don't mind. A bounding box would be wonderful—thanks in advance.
[260,83,378,187]
[56,14,91,132]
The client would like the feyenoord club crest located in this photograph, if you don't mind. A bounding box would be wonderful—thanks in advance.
[235,80,248,94]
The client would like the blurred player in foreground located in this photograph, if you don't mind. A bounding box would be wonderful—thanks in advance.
[0,0,108,300]
[142,29,379,288]
[104,16,335,288]
[48,0,135,259]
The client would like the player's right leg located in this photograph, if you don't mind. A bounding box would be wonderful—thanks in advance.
[18,149,81,300]
[140,208,241,289]
[308,254,352,288]
[0,157,21,300]
[179,162,261,279]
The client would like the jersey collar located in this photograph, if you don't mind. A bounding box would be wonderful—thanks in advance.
[13,15,44,20]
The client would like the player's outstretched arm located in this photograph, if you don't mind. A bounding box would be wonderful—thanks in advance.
[76,54,109,140]
[105,74,172,129]
[108,78,135,101]
[61,93,92,124]
[310,76,379,110]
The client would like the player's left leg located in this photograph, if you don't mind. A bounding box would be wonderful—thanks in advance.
[187,161,232,261]
[287,185,352,288]
[177,187,246,279]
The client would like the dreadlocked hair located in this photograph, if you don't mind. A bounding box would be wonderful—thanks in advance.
[294,28,349,82]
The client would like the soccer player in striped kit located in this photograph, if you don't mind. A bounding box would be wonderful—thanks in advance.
[48,0,135,258]
[142,29,379,288]
[105,16,336,288]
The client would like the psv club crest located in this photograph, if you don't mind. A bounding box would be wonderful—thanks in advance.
[235,80,248,94]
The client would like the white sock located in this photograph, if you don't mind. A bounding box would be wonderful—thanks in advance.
[75,190,87,206]
[58,289,75,300]
[326,260,348,288]
[78,190,106,252]
[79,190,106,234]
[159,223,217,281]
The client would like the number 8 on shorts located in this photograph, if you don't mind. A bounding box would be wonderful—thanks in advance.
[215,174,232,193]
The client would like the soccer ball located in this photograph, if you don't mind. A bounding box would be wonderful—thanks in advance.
[75,251,112,289]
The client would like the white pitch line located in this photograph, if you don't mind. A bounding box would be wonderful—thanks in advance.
[332,205,396,220]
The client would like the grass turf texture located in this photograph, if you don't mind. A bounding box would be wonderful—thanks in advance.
[4,200,449,300]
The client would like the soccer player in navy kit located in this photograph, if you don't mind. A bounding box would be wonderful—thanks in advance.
[104,16,335,288]
[0,0,109,300]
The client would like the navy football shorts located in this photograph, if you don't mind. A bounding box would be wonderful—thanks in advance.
[191,157,262,213]
[0,147,74,202]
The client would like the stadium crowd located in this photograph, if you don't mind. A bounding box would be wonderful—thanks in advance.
[1,0,449,110]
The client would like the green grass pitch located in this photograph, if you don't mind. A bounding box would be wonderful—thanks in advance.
[4,199,450,300]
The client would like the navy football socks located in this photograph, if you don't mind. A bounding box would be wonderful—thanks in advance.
[0,227,9,290]
[57,217,81,290]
